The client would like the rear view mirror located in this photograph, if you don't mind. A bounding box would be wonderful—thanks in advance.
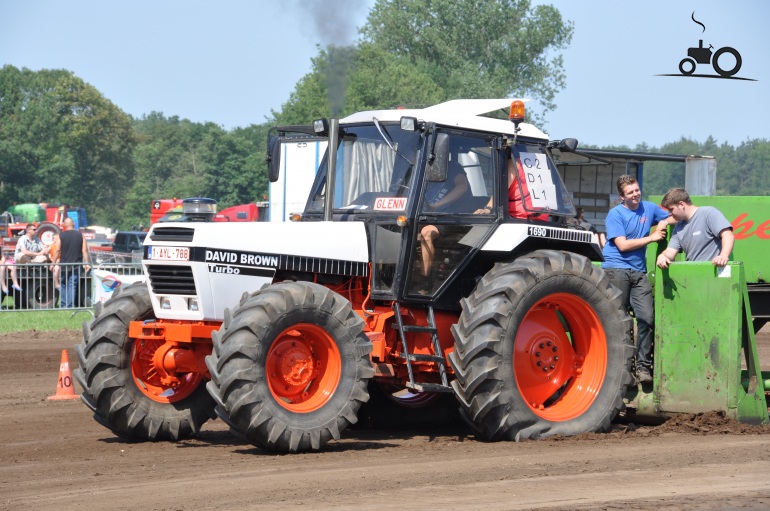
[557,138,579,152]
[426,133,449,182]
[267,135,281,182]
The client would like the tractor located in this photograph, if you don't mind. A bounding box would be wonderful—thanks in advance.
[74,99,643,452]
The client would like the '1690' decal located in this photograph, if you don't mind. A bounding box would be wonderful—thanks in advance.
[528,225,593,243]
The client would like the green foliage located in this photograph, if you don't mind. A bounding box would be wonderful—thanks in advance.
[123,114,269,229]
[277,0,573,124]
[609,136,770,199]
[1,67,270,230]
[346,43,446,112]
[361,0,573,118]
[0,65,136,225]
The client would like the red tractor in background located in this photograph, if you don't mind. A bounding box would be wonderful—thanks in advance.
[150,198,268,225]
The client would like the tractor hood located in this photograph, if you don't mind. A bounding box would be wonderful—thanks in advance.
[142,221,369,321]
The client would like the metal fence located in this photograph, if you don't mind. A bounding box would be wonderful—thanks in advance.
[1,260,144,312]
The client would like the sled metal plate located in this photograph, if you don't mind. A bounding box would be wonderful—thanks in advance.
[652,262,768,423]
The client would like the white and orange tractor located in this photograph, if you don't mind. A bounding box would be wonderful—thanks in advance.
[75,99,632,452]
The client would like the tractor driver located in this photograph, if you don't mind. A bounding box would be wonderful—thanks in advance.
[474,148,549,221]
[418,157,472,292]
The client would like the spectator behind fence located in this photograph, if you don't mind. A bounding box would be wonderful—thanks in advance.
[49,232,61,291]
[54,218,91,308]
[1,250,22,294]
[14,224,49,264]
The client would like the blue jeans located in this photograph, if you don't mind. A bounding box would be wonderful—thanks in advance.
[604,268,654,371]
[60,265,81,308]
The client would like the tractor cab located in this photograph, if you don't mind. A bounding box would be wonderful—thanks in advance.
[268,100,578,306]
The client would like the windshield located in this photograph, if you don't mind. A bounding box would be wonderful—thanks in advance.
[306,124,422,214]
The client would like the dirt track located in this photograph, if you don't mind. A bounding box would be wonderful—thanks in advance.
[3,328,770,511]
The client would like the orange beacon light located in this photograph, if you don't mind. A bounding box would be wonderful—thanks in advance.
[509,100,525,128]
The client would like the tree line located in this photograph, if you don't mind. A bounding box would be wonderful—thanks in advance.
[599,138,770,199]
[0,0,767,229]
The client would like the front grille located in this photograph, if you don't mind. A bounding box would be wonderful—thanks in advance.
[150,227,195,243]
[146,265,197,295]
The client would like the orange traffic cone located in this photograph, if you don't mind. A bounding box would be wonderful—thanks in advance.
[47,349,80,400]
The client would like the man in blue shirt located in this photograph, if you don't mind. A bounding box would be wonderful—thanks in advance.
[602,175,670,384]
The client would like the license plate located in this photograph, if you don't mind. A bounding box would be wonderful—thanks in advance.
[149,246,190,261]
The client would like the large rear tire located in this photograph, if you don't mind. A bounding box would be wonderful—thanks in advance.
[25,274,56,309]
[449,250,634,441]
[74,282,216,441]
[205,281,374,453]
[37,221,61,247]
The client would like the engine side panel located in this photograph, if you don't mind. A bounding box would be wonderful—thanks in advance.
[143,222,370,321]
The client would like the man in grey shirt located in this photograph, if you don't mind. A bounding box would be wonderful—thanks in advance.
[656,188,734,268]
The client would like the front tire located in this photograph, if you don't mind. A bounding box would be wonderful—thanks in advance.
[74,282,216,440]
[679,57,696,75]
[449,250,634,441]
[205,282,374,453]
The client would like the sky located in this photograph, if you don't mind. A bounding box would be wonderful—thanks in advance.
[1,0,768,149]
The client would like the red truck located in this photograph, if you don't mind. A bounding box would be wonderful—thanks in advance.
[150,198,267,225]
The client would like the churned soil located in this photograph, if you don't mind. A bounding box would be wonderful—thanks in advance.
[2,327,770,511]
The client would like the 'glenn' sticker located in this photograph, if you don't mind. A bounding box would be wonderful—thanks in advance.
[373,197,407,211]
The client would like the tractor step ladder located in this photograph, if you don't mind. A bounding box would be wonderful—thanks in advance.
[392,302,452,393]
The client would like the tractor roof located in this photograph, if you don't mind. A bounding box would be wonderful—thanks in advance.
[340,99,548,140]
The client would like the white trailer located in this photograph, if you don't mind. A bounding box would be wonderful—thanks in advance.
[268,138,326,222]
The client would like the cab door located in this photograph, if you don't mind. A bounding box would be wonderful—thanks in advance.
[406,131,499,298]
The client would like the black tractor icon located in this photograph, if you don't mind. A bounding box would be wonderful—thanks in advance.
[679,39,742,77]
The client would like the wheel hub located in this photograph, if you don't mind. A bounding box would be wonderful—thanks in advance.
[266,322,342,413]
[272,339,316,389]
[527,337,561,377]
[131,338,202,403]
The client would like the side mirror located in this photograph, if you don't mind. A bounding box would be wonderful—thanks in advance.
[267,135,281,182]
[557,138,579,152]
[426,133,449,182]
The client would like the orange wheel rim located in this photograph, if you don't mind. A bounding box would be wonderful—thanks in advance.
[513,293,607,421]
[131,339,201,403]
[267,323,341,413]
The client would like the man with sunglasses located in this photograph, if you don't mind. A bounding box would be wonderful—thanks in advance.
[14,224,49,264]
